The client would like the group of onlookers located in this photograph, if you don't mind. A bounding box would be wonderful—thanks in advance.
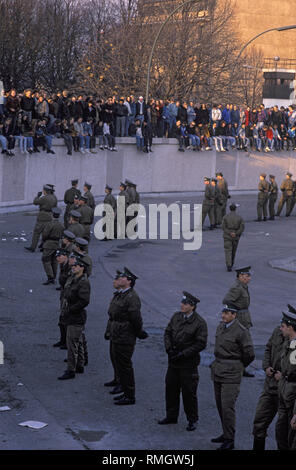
[1,86,296,156]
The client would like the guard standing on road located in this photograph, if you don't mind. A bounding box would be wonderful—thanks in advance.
[53,249,71,349]
[216,172,230,225]
[276,172,294,217]
[222,204,245,272]
[83,182,95,211]
[287,178,296,216]
[41,207,64,285]
[268,175,278,220]
[275,304,296,450]
[211,178,223,228]
[104,271,122,391]
[202,177,215,230]
[58,255,91,380]
[211,305,255,450]
[103,185,117,240]
[108,267,148,405]
[158,292,208,432]
[222,266,254,377]
[77,195,94,242]
[25,185,57,252]
[256,173,269,221]
[64,179,81,228]
[117,182,130,237]
[252,325,284,450]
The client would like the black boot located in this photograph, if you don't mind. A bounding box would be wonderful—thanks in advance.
[110,385,124,395]
[104,379,119,387]
[217,439,234,450]
[158,417,177,425]
[186,421,197,431]
[211,434,225,443]
[25,247,35,252]
[58,370,75,380]
[43,278,55,285]
[252,437,265,450]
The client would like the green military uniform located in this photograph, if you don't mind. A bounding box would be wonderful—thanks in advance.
[64,184,81,228]
[222,279,252,329]
[103,190,117,239]
[222,208,245,270]
[84,188,95,211]
[62,230,76,255]
[275,304,296,451]
[216,175,229,225]
[125,180,137,226]
[163,309,208,425]
[62,270,91,374]
[252,327,284,449]
[287,180,296,216]
[268,176,278,220]
[213,181,223,227]
[117,184,130,238]
[257,174,269,221]
[105,287,122,387]
[211,318,255,443]
[29,189,57,251]
[42,216,64,281]
[108,287,144,401]
[276,174,294,216]
[202,179,216,229]
[78,204,94,242]
[68,221,85,239]
[55,251,72,348]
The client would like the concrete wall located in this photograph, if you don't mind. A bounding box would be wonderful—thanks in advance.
[1,137,296,208]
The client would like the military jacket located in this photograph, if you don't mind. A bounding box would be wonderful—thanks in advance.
[203,185,216,206]
[64,187,81,206]
[222,212,245,241]
[104,193,117,211]
[217,178,229,200]
[68,222,85,238]
[280,178,294,196]
[42,219,64,249]
[164,311,208,369]
[269,181,278,196]
[258,180,269,199]
[63,274,90,326]
[118,190,130,210]
[262,326,285,394]
[78,204,94,226]
[127,186,137,205]
[84,190,96,210]
[222,280,252,328]
[33,194,56,222]
[211,319,255,383]
[108,288,143,345]
[278,337,296,413]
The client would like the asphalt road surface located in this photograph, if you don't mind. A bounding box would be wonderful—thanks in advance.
[0,193,295,450]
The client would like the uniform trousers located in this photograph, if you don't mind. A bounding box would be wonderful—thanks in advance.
[165,366,199,423]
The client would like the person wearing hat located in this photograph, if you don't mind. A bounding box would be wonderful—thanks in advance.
[252,324,284,450]
[103,185,116,240]
[158,292,208,432]
[108,267,148,405]
[73,238,92,277]
[222,204,245,272]
[83,182,95,211]
[53,249,71,349]
[41,207,64,285]
[68,210,85,238]
[118,182,130,235]
[202,177,216,230]
[104,270,123,391]
[58,255,91,380]
[77,195,94,242]
[25,185,57,252]
[63,180,81,228]
[256,173,269,222]
[46,184,58,207]
[62,230,76,255]
[216,172,230,225]
[276,172,294,217]
[275,304,296,449]
[211,305,255,450]
[268,175,278,220]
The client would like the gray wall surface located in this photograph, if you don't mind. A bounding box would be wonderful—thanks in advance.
[1,138,296,207]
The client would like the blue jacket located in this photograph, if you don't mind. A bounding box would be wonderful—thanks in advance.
[222,108,231,124]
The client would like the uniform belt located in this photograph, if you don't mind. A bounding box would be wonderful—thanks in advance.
[215,356,241,363]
